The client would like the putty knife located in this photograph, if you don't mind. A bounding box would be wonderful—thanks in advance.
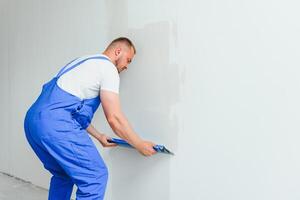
[107,138,174,155]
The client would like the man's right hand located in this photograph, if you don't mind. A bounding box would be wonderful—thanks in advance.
[135,140,157,156]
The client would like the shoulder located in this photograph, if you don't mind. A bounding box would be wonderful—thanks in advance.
[80,54,111,66]
[82,54,115,68]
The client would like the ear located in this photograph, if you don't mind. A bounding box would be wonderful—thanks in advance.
[114,47,121,57]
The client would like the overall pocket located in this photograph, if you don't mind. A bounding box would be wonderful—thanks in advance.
[71,105,92,129]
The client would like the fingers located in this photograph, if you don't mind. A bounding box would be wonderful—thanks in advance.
[104,143,118,147]
[139,141,157,156]
[148,148,157,156]
[102,138,118,147]
[143,150,156,156]
[103,139,118,147]
[98,135,118,148]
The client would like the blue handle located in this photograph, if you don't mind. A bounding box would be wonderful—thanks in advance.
[108,138,174,155]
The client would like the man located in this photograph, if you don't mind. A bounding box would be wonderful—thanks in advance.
[24,37,157,200]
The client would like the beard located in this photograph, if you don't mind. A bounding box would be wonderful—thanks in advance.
[115,57,124,73]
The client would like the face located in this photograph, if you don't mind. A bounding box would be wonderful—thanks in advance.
[115,46,135,73]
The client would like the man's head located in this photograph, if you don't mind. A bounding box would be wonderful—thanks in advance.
[103,37,136,73]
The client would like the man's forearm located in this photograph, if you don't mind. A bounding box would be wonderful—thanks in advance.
[86,124,102,140]
[108,114,142,147]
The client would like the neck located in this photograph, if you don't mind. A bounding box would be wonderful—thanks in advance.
[102,50,116,66]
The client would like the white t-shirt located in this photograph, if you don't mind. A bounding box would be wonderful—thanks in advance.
[57,54,119,100]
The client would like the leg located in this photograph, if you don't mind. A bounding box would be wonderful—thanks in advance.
[24,125,74,200]
[41,131,109,200]
[49,174,74,200]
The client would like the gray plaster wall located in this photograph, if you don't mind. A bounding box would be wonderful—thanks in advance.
[1,0,300,200]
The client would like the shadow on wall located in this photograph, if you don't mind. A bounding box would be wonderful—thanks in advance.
[108,22,180,200]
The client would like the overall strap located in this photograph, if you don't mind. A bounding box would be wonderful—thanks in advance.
[56,56,111,78]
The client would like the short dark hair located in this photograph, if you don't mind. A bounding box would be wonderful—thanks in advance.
[108,37,136,54]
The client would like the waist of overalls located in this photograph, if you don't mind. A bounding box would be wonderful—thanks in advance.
[28,102,94,129]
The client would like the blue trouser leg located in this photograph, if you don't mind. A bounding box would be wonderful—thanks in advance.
[24,124,74,200]
[40,130,108,200]
[25,117,108,200]
[49,175,74,200]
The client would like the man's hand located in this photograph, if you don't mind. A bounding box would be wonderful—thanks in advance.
[135,140,157,156]
[96,134,118,148]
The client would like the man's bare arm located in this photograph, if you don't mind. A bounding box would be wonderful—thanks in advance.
[86,124,117,147]
[100,90,156,156]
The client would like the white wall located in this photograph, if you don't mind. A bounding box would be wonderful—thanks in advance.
[0,0,110,195]
[1,0,300,200]
[172,0,300,199]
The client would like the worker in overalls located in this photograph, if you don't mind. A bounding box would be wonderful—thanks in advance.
[24,37,157,200]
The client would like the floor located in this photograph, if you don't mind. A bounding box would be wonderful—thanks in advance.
[0,172,48,200]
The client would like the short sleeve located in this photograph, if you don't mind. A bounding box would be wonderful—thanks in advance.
[100,65,120,94]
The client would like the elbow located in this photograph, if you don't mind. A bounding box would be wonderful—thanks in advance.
[107,114,121,131]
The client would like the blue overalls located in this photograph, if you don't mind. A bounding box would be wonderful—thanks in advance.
[24,56,110,200]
